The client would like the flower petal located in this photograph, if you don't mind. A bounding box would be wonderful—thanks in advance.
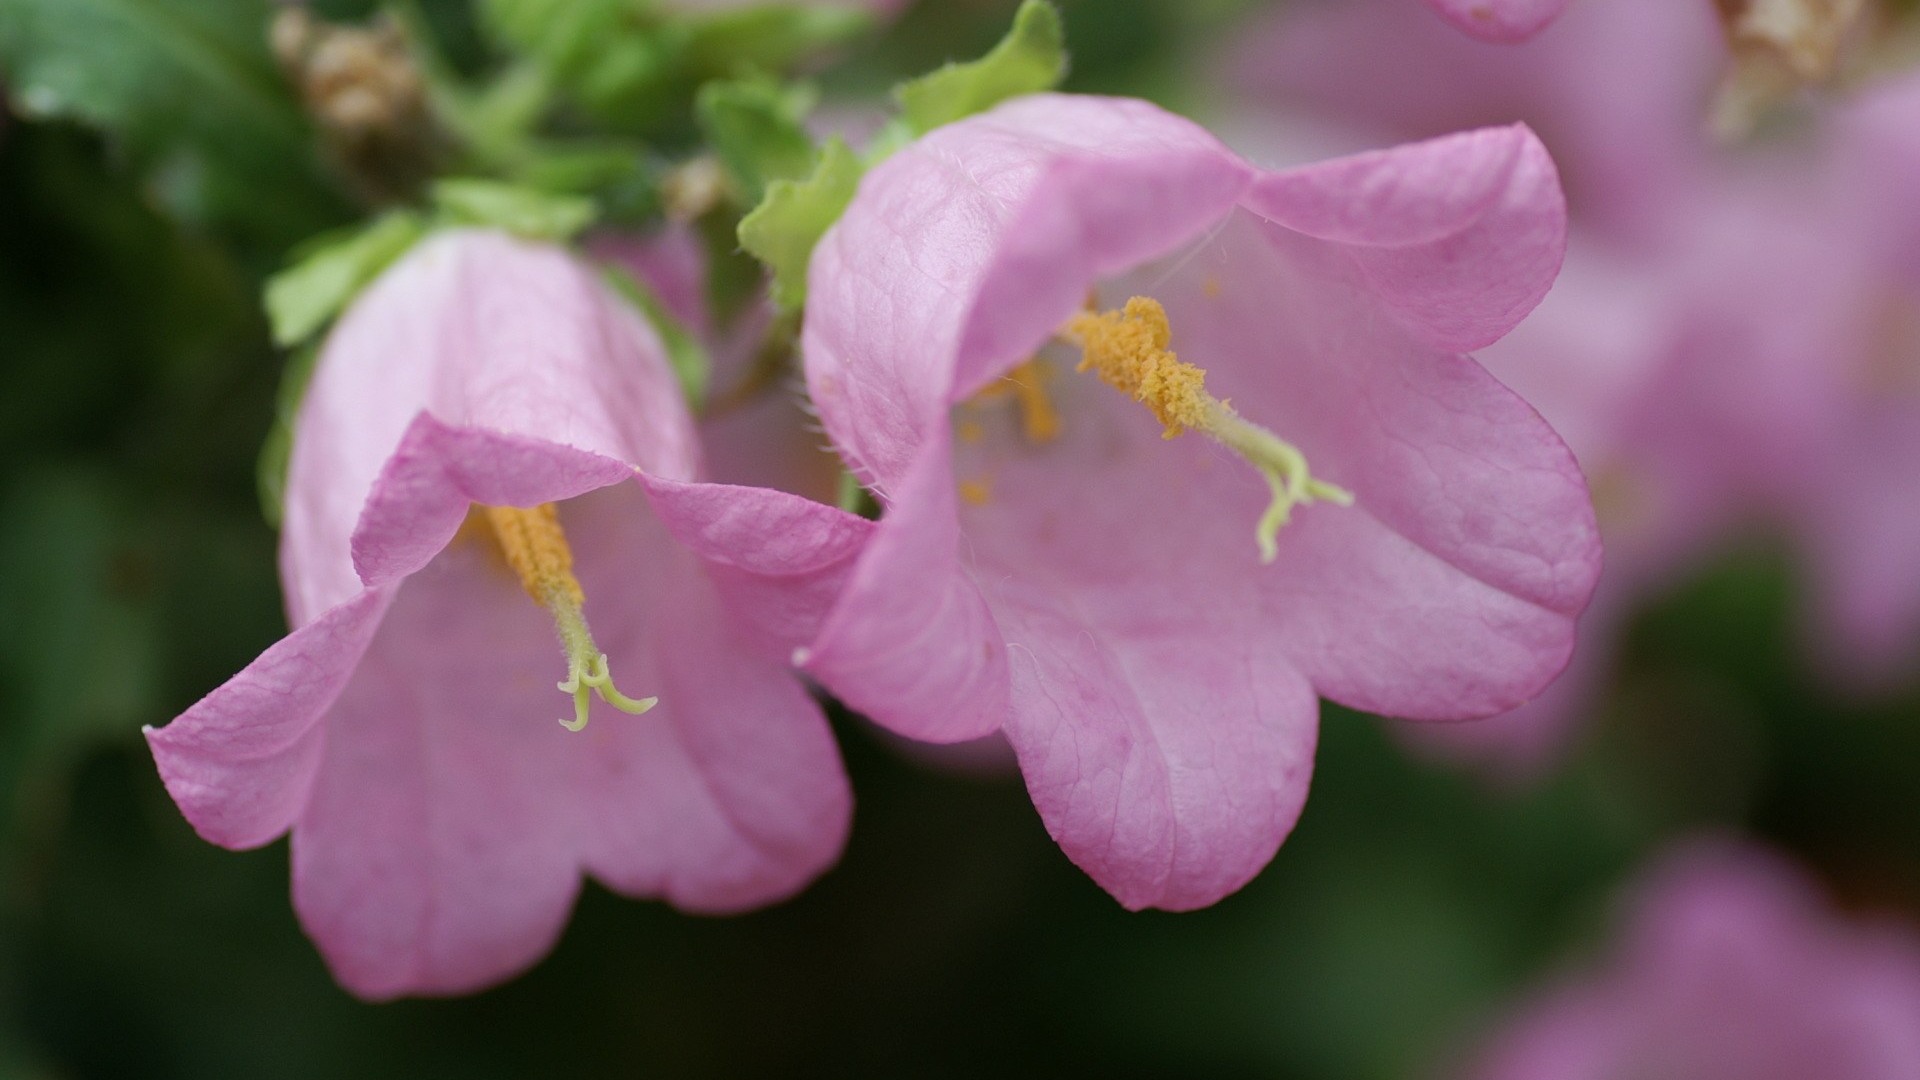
[800,431,1010,743]
[349,413,637,590]
[640,475,874,656]
[144,586,394,851]
[1000,599,1319,911]
[1143,211,1600,718]
[1245,125,1566,351]
[804,93,1250,489]
[283,229,697,623]
[289,549,581,1000]
[1423,0,1570,43]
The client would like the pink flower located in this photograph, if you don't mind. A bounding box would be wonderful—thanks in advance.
[798,93,1600,910]
[1464,838,1920,1080]
[1421,0,1572,44]
[145,229,868,999]
[1235,0,1722,240]
[1233,0,1920,770]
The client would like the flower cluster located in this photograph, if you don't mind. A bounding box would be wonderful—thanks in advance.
[115,0,1920,1028]
[137,2,1604,996]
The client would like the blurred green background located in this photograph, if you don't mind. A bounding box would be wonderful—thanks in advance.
[4,1,1920,1076]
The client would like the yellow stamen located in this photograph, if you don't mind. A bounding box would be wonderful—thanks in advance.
[1064,297,1212,438]
[958,476,993,506]
[1060,296,1355,562]
[481,504,658,731]
[975,359,1063,444]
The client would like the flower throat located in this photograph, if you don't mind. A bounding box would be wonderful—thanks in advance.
[482,504,657,731]
[1061,296,1353,562]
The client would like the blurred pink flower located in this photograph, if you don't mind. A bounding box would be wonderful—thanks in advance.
[798,93,1600,910]
[1464,838,1920,1080]
[146,230,868,999]
[1233,0,1920,776]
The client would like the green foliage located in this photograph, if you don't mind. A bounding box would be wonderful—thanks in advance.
[736,139,862,312]
[696,75,818,202]
[429,177,597,240]
[477,0,870,132]
[896,0,1067,135]
[0,0,344,248]
[262,212,428,349]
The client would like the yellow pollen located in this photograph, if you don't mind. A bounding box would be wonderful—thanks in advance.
[975,359,1063,444]
[1060,295,1356,562]
[481,504,657,731]
[1062,297,1212,438]
[958,476,993,506]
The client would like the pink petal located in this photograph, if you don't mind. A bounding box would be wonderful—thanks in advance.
[349,413,638,589]
[1423,0,1571,43]
[640,475,874,656]
[144,586,393,850]
[1000,600,1319,911]
[558,483,852,912]
[282,229,697,624]
[293,483,851,999]
[1245,124,1567,352]
[799,432,1011,743]
[804,93,1251,490]
[290,547,583,999]
[1142,213,1601,718]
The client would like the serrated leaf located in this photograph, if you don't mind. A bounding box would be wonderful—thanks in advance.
[601,266,712,410]
[0,0,343,245]
[262,211,426,349]
[896,0,1066,135]
[696,75,818,202]
[431,178,597,240]
[737,138,861,312]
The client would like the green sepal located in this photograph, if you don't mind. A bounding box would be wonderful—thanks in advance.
[737,139,863,312]
[895,0,1067,136]
[257,341,322,528]
[430,178,598,241]
[263,212,428,349]
[696,75,820,202]
[600,267,713,411]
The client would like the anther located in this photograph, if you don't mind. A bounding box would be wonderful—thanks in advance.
[1060,296,1353,562]
[482,504,659,730]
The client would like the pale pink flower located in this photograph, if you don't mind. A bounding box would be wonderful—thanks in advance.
[146,229,868,999]
[1235,0,1920,772]
[1464,838,1920,1080]
[798,93,1600,909]
[1235,0,1723,241]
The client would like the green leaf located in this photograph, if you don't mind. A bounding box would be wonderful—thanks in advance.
[477,0,870,133]
[737,138,862,312]
[0,0,343,246]
[696,75,818,202]
[255,340,320,528]
[896,0,1067,135]
[262,211,427,349]
[430,178,597,241]
[601,266,712,410]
